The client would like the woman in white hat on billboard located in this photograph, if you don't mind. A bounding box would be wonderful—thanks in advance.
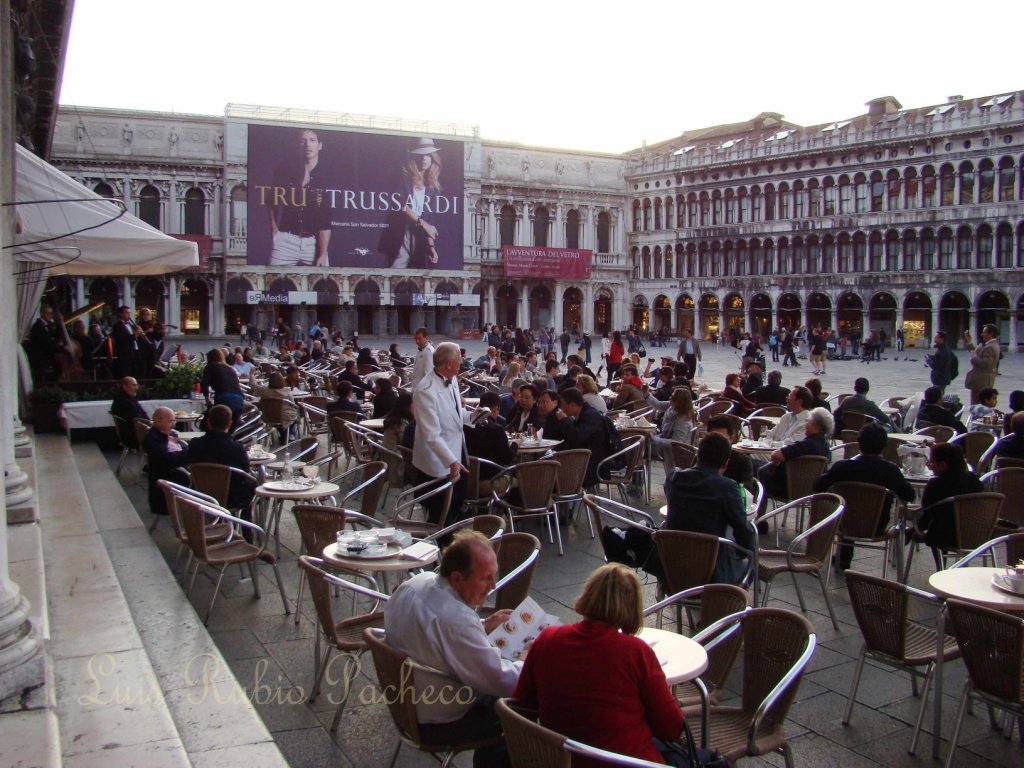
[379,137,443,269]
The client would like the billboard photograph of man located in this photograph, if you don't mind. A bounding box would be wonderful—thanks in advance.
[266,128,332,267]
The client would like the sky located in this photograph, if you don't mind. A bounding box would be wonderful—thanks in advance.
[59,0,1024,154]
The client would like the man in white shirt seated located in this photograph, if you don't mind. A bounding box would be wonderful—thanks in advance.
[231,353,254,379]
[766,385,812,445]
[383,531,519,767]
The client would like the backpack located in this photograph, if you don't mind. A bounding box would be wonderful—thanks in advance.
[949,352,959,379]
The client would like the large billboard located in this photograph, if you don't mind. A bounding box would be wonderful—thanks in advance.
[247,124,464,270]
[503,246,593,280]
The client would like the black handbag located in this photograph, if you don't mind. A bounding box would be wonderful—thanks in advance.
[654,720,728,768]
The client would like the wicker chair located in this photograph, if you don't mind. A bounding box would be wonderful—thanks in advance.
[980,467,1024,534]
[463,456,508,516]
[749,406,787,419]
[492,460,562,554]
[549,449,591,529]
[949,430,996,473]
[643,584,750,707]
[651,530,729,630]
[843,571,960,755]
[943,599,1024,768]
[755,494,845,629]
[178,496,290,625]
[363,628,504,768]
[914,425,955,444]
[669,441,698,471]
[421,514,507,544]
[392,478,455,538]
[841,411,878,432]
[902,492,1005,581]
[595,434,645,504]
[680,608,817,768]
[111,414,140,476]
[187,462,255,514]
[157,480,231,574]
[479,532,542,619]
[748,417,776,442]
[297,556,386,733]
[618,427,653,503]
[495,697,666,768]
[256,398,286,441]
[766,455,828,543]
[829,481,904,582]
[995,456,1024,471]
[327,461,388,517]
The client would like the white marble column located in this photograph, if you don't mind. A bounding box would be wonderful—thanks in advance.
[583,283,594,332]
[1009,311,1019,353]
[486,283,495,327]
[167,275,179,336]
[486,201,496,249]
[75,277,86,309]
[931,307,941,338]
[553,283,563,334]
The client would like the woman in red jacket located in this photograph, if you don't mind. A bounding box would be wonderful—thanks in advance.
[513,564,684,766]
[606,330,625,388]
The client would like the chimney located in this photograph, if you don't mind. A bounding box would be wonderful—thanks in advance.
[947,95,962,104]
[865,96,902,117]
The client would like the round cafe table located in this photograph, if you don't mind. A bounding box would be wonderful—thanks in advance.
[515,439,562,458]
[926,567,1024,759]
[360,418,385,431]
[322,540,440,593]
[888,433,936,447]
[638,626,708,686]
[255,480,340,557]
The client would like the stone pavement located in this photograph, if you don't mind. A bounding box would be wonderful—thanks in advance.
[87,343,1024,767]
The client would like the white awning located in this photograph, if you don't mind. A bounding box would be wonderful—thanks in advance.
[11,144,198,276]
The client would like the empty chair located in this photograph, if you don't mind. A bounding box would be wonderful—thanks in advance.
[755,493,845,629]
[595,434,645,504]
[491,460,562,554]
[680,608,817,768]
[949,430,996,473]
[943,599,1024,768]
[842,411,878,432]
[298,556,386,733]
[392,478,455,538]
[980,466,1024,534]
[843,571,959,755]
[914,425,955,444]
[479,532,541,619]
[643,584,750,706]
[549,449,591,527]
[177,497,290,625]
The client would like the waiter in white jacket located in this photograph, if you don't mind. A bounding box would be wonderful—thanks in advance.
[411,326,435,388]
[413,341,480,524]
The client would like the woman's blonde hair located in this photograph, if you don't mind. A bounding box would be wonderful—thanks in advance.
[576,374,599,396]
[406,153,443,192]
[503,361,521,385]
[574,564,644,635]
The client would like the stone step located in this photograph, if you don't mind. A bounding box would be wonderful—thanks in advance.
[33,435,287,767]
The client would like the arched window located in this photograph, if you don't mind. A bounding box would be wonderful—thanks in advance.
[632,201,641,232]
[959,161,975,205]
[725,189,737,224]
[597,212,610,253]
[855,173,869,213]
[904,167,919,209]
[956,226,972,269]
[653,247,663,279]
[979,159,995,203]
[653,199,662,230]
[997,222,1013,268]
[886,169,901,210]
[642,247,651,279]
[499,205,516,246]
[642,200,651,231]
[823,178,837,216]
[699,192,710,226]
[665,198,674,230]
[853,232,866,271]
[687,193,698,227]
[565,209,581,249]
[665,247,674,277]
[763,238,775,275]
[779,183,791,219]
[977,225,993,269]
[737,188,748,224]
[869,232,883,271]
[765,184,776,221]
[793,180,806,218]
[138,184,160,229]
[939,164,955,206]
[712,191,723,225]
[885,231,900,271]
[838,233,853,272]
[822,235,835,272]
[184,187,205,235]
[903,230,918,271]
[532,206,550,247]
[736,241,747,276]
[750,187,763,222]
[722,241,732,276]
[778,237,790,274]
[921,229,936,270]
[938,227,954,269]
[999,157,1015,202]
[93,182,115,199]
[921,166,936,208]
[792,237,806,273]
[871,171,885,212]
[808,236,821,272]
[839,176,854,214]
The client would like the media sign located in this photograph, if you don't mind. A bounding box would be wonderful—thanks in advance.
[247,124,465,271]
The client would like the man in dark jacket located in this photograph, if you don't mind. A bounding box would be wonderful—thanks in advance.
[143,407,190,517]
[926,331,954,390]
[187,405,257,513]
[753,369,791,406]
[553,387,611,488]
[813,423,915,569]
[917,386,967,434]
[833,377,894,432]
[110,376,149,448]
[326,381,363,419]
[660,432,756,585]
[464,392,518,481]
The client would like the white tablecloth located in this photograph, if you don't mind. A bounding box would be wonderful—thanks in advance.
[58,398,192,434]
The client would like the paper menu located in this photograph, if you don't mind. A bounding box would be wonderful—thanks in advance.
[486,597,561,661]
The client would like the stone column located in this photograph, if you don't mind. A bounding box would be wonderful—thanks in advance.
[968,310,977,339]
[121,276,132,309]
[486,201,496,249]
[167,275,179,336]
[830,307,839,333]
[486,283,495,326]
[931,307,941,338]
[168,181,179,234]
[211,277,222,335]
[75,277,86,309]
[554,204,564,249]
[583,283,594,332]
[1009,310,1019,353]
[553,283,563,334]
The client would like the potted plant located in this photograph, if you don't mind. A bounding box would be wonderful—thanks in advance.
[152,361,205,399]
[28,386,76,433]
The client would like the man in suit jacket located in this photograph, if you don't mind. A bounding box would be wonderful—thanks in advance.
[143,407,190,517]
[28,304,67,382]
[464,392,518,483]
[111,305,140,378]
[109,377,149,448]
[813,422,915,569]
[964,324,1000,405]
[553,387,611,488]
[325,381,363,420]
[413,342,481,524]
[188,405,257,513]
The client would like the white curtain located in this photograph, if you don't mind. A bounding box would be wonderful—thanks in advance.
[16,260,49,392]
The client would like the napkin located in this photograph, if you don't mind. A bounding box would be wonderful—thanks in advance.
[400,541,439,561]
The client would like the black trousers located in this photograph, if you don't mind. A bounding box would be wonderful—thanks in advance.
[415,469,466,526]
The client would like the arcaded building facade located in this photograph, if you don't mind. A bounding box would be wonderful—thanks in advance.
[46,90,1024,350]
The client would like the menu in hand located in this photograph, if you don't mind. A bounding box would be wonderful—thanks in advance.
[487,596,561,661]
